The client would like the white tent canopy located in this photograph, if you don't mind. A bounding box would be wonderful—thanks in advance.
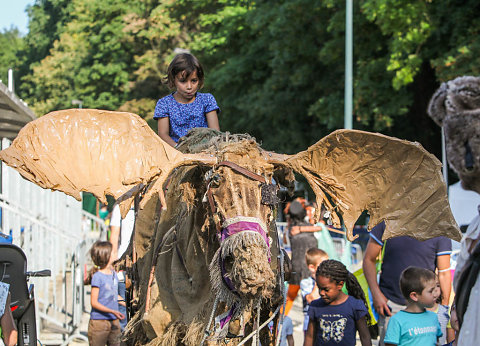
[448,181,480,227]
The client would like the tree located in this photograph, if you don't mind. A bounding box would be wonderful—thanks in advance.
[16,0,480,160]
[21,0,138,114]
[0,27,24,86]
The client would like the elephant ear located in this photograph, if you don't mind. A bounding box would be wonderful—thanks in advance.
[0,109,216,216]
[273,129,461,242]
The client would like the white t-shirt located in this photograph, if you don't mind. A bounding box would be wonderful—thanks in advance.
[110,204,135,260]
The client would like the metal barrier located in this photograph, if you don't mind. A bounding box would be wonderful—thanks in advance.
[1,138,107,345]
[276,221,363,267]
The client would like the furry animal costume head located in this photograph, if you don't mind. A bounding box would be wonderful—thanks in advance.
[428,76,480,193]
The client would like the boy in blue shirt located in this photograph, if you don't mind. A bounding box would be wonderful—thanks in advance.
[300,248,329,333]
[385,267,442,346]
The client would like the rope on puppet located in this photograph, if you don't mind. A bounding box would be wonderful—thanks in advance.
[237,301,281,346]
[275,240,287,346]
[256,299,261,346]
[199,292,282,345]
[226,230,287,346]
[199,296,220,346]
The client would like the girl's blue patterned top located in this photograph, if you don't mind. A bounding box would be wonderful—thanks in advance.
[154,92,220,142]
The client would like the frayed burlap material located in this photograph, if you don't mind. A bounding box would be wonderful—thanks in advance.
[0,109,460,242]
[0,109,462,344]
[126,131,280,345]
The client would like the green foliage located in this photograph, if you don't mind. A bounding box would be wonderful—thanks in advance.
[0,27,25,84]
[427,0,480,80]
[361,0,432,88]
[9,0,480,156]
[21,0,137,114]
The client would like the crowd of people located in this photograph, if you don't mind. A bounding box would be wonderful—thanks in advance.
[276,196,473,346]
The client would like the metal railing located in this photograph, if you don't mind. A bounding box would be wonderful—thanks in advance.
[1,138,107,345]
[276,221,363,268]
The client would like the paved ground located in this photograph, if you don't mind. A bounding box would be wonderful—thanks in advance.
[47,281,376,345]
[68,312,90,345]
[288,292,307,345]
[61,288,305,345]
[64,291,303,345]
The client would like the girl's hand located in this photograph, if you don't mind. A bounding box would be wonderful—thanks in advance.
[113,311,125,320]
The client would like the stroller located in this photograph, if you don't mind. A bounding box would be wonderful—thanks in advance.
[0,243,50,346]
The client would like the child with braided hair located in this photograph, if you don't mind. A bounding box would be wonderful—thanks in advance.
[305,259,372,346]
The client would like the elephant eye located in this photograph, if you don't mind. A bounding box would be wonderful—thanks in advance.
[261,183,280,206]
[211,173,222,187]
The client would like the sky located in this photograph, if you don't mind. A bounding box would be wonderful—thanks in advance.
[0,0,34,34]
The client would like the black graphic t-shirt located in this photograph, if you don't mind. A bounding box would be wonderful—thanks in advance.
[308,296,367,345]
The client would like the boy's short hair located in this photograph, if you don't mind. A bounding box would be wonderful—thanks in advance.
[305,248,328,266]
[399,266,435,300]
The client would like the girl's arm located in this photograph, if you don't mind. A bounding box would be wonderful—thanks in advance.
[356,316,372,346]
[205,111,220,130]
[91,286,125,320]
[304,320,315,346]
[446,327,455,342]
[157,117,177,147]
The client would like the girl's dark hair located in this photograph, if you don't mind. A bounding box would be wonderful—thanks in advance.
[165,53,204,89]
[84,241,112,285]
[316,259,371,324]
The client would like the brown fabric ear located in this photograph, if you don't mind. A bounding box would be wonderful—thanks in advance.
[0,109,216,216]
[282,129,461,242]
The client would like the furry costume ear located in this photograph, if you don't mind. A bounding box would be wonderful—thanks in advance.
[427,81,448,126]
[428,76,480,194]
[428,76,480,126]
